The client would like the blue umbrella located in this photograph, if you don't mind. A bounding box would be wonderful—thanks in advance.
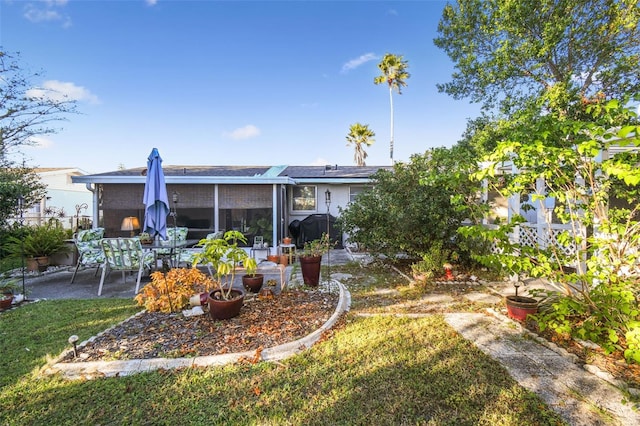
[143,148,170,240]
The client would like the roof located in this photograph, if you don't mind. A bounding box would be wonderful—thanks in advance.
[71,165,391,185]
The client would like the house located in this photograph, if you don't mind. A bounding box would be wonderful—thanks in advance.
[71,164,389,247]
[24,168,93,230]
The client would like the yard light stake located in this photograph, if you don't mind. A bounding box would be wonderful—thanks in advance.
[68,335,79,358]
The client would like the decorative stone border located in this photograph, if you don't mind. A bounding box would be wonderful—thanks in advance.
[41,283,351,380]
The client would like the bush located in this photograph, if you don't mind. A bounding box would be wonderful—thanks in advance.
[338,146,483,262]
[3,220,69,258]
[135,268,215,313]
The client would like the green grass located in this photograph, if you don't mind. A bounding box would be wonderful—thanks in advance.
[0,266,568,425]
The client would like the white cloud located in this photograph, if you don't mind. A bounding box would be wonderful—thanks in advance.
[224,125,261,140]
[309,158,331,166]
[387,9,398,16]
[24,1,72,27]
[146,0,158,6]
[341,53,378,73]
[26,80,100,104]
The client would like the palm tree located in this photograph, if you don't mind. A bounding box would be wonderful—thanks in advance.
[346,123,375,166]
[374,53,410,165]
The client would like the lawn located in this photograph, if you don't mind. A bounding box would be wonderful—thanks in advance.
[0,263,566,425]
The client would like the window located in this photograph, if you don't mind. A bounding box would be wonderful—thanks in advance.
[292,185,316,211]
[349,185,371,203]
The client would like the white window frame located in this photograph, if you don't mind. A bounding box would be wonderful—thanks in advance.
[292,185,317,212]
[349,185,371,204]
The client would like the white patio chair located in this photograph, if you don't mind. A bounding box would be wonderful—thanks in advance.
[70,227,105,284]
[98,238,154,296]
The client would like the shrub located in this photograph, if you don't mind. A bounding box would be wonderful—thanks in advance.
[135,268,215,313]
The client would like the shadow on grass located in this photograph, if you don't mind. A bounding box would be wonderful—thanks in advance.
[1,312,566,425]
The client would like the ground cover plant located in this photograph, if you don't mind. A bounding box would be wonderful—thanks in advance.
[0,264,567,425]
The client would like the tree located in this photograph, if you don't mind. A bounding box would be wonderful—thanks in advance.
[345,123,375,166]
[461,100,640,363]
[338,145,482,263]
[0,50,76,228]
[374,53,410,165]
[434,0,640,115]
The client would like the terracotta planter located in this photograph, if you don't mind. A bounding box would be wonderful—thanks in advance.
[279,255,289,266]
[267,255,279,263]
[207,289,245,320]
[0,295,13,310]
[26,256,49,273]
[299,255,322,286]
[505,295,538,321]
[242,274,264,293]
[282,237,292,245]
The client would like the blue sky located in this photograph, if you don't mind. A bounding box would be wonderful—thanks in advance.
[1,0,481,174]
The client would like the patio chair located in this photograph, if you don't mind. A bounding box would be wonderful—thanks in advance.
[175,230,224,268]
[70,227,105,284]
[98,238,155,296]
[153,226,189,268]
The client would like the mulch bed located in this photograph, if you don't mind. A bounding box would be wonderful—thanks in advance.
[61,289,339,362]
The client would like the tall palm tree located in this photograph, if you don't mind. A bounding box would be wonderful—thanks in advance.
[346,123,375,166]
[374,53,410,165]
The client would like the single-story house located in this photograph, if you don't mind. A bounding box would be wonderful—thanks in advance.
[71,164,389,248]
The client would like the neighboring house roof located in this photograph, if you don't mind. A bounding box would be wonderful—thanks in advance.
[36,167,90,176]
[72,165,390,185]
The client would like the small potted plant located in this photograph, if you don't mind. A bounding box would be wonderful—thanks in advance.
[191,230,257,319]
[505,280,538,321]
[138,232,153,245]
[298,233,329,286]
[0,278,20,310]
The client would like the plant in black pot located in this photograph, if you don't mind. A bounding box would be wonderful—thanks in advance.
[505,279,539,321]
[4,221,70,272]
[191,230,257,320]
[298,233,329,287]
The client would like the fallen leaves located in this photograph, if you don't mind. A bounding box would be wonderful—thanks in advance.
[61,290,339,362]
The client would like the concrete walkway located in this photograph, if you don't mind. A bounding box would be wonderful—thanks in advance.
[445,311,640,426]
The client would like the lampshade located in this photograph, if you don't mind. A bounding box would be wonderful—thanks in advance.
[120,216,140,232]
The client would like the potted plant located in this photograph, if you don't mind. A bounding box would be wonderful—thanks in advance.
[505,281,538,321]
[191,230,257,320]
[4,221,70,272]
[298,233,329,286]
[242,272,264,293]
[138,232,153,245]
[0,278,19,310]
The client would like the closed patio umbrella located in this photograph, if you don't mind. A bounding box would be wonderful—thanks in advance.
[143,148,170,240]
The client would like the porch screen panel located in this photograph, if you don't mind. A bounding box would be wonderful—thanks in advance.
[101,184,145,209]
[219,185,272,208]
[167,185,214,207]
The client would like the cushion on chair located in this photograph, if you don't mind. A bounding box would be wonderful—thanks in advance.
[75,228,105,265]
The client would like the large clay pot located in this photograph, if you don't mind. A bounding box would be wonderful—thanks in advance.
[505,295,538,321]
[207,289,245,320]
[242,274,264,293]
[299,255,322,286]
[26,256,49,273]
